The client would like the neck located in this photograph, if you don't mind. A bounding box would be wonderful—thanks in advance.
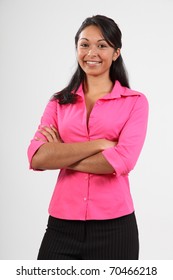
[84,75,113,95]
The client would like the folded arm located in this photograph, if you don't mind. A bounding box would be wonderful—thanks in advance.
[31,125,116,170]
[68,94,149,176]
[68,152,115,174]
[28,94,149,175]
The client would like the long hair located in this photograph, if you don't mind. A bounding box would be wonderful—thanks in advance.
[53,15,130,104]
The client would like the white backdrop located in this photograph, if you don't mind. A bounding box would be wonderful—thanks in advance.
[0,0,173,260]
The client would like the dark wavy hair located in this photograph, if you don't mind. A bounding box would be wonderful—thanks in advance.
[53,15,130,104]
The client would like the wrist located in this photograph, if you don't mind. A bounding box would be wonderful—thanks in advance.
[90,139,105,152]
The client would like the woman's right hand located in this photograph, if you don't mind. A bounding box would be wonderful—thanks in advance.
[35,125,62,143]
[98,139,118,150]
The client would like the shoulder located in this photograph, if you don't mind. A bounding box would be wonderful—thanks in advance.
[42,98,59,114]
[124,86,146,98]
[123,86,148,106]
[119,86,149,117]
[114,81,148,103]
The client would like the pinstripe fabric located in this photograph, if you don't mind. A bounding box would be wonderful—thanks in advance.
[37,212,139,260]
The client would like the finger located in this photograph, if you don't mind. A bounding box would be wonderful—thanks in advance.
[50,124,58,135]
[50,124,62,142]
[34,136,47,142]
[38,128,55,142]
[40,125,62,142]
[43,126,59,142]
[39,126,60,142]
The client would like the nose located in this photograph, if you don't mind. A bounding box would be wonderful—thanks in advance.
[87,47,97,56]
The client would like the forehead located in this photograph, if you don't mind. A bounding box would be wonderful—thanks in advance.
[78,25,104,41]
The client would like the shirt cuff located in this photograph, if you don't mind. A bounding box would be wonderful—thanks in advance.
[27,139,45,170]
[102,147,128,177]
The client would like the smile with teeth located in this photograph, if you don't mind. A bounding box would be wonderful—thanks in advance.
[85,61,101,65]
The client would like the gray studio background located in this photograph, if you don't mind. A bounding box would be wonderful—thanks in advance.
[0,0,173,259]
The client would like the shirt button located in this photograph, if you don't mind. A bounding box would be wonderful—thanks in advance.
[84,176,88,180]
[84,197,87,201]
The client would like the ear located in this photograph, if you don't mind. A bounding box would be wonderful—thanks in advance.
[112,48,121,61]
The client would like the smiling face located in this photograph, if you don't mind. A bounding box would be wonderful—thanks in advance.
[77,25,120,79]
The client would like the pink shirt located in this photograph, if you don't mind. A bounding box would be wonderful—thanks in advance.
[27,81,149,220]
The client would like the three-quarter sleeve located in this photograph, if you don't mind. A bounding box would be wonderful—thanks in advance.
[27,99,58,169]
[102,94,149,176]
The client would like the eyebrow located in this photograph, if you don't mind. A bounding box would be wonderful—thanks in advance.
[79,38,107,42]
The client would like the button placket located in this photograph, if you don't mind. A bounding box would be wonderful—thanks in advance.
[87,101,101,134]
[83,174,89,202]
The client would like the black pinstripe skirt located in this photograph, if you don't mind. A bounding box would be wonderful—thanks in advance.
[37,212,139,260]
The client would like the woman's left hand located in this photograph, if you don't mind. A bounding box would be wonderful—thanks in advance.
[35,125,62,143]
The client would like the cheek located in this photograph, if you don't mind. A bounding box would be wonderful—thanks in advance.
[104,54,114,65]
[77,49,85,61]
[76,52,85,69]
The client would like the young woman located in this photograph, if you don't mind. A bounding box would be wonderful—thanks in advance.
[27,15,149,260]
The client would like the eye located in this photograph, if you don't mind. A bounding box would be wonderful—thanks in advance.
[80,43,89,48]
[98,44,107,49]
